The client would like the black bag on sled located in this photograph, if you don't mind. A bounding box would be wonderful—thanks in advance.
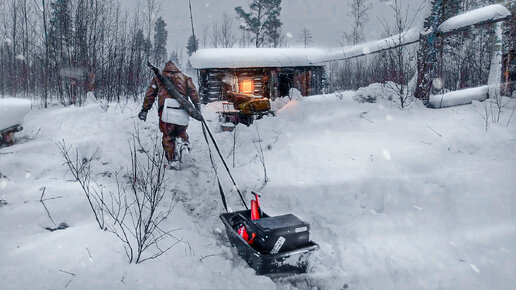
[220,210,318,277]
[251,214,311,254]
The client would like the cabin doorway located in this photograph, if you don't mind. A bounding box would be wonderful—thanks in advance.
[278,73,294,97]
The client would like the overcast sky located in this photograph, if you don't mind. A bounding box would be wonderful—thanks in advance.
[126,0,427,53]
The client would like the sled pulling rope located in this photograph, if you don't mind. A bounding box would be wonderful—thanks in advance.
[148,62,318,277]
[147,62,247,211]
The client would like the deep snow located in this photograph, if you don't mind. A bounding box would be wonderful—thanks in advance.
[1,92,515,290]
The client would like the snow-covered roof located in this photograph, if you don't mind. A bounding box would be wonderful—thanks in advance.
[438,4,511,34]
[190,30,422,68]
[190,48,326,69]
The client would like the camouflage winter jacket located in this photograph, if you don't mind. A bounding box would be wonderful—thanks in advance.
[142,61,200,112]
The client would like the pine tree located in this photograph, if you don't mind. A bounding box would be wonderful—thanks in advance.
[235,0,283,48]
[153,17,168,66]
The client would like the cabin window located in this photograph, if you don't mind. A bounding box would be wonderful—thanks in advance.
[240,79,254,94]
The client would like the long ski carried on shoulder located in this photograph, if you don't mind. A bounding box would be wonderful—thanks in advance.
[147,62,247,210]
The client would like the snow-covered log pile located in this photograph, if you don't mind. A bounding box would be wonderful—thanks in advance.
[438,4,511,34]
[428,86,489,108]
[0,98,31,130]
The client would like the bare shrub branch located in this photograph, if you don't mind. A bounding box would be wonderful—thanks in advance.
[56,140,105,229]
[102,130,179,264]
[57,128,179,264]
[254,123,268,184]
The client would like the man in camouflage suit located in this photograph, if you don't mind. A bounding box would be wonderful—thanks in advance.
[138,61,201,163]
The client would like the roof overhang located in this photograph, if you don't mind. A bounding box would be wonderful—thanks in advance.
[190,48,327,69]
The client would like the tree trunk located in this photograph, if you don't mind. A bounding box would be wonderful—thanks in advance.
[415,0,444,105]
[488,21,503,100]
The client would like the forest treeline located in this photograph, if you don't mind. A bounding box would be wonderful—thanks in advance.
[0,0,514,107]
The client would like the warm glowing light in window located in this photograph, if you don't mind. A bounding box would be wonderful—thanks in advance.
[240,79,254,94]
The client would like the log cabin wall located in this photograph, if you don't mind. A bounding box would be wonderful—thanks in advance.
[198,66,324,103]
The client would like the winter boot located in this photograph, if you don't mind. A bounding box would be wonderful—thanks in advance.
[166,160,181,170]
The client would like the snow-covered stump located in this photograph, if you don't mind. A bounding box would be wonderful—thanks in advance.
[0,98,31,130]
[0,98,31,146]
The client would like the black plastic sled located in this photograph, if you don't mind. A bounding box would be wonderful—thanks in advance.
[220,209,319,277]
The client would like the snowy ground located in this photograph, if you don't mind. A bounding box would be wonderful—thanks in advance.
[1,92,515,290]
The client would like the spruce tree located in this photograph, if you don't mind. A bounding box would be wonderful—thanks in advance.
[186,35,199,57]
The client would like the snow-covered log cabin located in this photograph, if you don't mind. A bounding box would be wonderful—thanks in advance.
[189,48,326,103]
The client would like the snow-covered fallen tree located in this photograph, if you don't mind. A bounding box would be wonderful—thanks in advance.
[428,85,489,108]
[313,4,511,63]
[438,4,511,35]
[314,28,421,63]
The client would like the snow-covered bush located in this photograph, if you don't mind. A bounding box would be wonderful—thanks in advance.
[352,82,400,104]
[353,86,378,103]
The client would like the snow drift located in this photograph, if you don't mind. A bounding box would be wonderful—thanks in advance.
[0,98,31,130]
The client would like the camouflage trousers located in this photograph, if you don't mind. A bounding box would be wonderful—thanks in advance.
[159,119,188,162]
